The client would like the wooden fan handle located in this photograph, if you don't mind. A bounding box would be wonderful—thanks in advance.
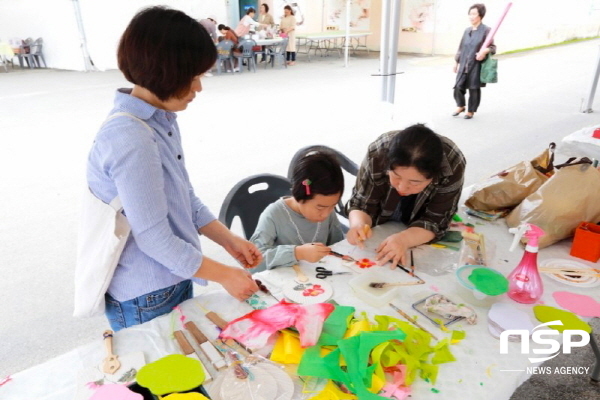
[173,330,195,355]
[103,330,116,357]
[292,264,309,282]
[184,321,208,344]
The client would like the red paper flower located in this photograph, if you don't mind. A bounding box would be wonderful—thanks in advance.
[303,285,325,297]
[356,258,376,268]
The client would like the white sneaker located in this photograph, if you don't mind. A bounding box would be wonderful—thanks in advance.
[233,67,240,72]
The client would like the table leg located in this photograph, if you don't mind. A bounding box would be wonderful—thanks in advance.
[590,333,600,384]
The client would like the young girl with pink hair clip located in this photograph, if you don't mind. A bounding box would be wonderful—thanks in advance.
[250,151,345,272]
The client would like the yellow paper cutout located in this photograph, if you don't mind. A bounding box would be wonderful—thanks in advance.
[271,330,304,364]
[344,319,372,338]
[367,370,386,393]
[450,330,466,344]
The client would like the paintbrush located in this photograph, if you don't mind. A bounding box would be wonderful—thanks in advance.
[388,303,438,340]
[369,281,425,288]
[329,250,356,262]
[254,279,280,302]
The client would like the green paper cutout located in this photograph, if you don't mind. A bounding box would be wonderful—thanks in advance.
[451,330,466,343]
[420,363,439,384]
[533,305,592,333]
[137,354,205,395]
[317,305,356,346]
[431,388,440,393]
[431,340,456,364]
[468,268,509,296]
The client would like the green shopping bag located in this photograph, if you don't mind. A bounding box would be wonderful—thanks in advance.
[480,54,498,84]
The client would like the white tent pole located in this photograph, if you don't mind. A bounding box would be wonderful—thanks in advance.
[344,0,351,67]
[380,0,392,101]
[322,0,326,31]
[72,0,95,72]
[386,0,402,103]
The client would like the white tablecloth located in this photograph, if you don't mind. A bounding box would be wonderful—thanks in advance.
[1,220,597,400]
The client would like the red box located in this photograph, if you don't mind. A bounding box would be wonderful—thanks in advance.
[570,221,600,262]
[593,128,600,139]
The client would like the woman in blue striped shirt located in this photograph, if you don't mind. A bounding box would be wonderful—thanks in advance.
[86,7,261,331]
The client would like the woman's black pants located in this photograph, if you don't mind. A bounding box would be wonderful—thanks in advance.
[454,72,481,112]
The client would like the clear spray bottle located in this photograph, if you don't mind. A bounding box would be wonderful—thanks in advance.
[507,223,545,304]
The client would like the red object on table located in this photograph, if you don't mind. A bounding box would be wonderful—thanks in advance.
[592,128,600,139]
[570,221,600,262]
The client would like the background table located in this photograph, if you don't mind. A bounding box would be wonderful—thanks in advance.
[1,220,597,400]
[296,31,371,61]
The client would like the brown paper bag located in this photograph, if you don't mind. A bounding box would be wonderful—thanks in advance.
[465,143,555,212]
[506,158,600,248]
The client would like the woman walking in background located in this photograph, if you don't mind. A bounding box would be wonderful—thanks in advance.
[453,3,495,119]
[280,5,297,65]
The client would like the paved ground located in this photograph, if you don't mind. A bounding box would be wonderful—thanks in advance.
[1,39,599,398]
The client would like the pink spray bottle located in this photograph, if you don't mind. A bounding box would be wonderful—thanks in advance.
[507,223,545,304]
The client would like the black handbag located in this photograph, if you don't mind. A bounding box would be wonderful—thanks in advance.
[480,54,498,84]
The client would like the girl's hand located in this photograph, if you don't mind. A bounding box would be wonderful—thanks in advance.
[346,224,372,247]
[295,243,331,263]
[223,235,263,268]
[375,232,409,268]
[218,266,259,300]
[475,50,487,61]
[453,63,459,73]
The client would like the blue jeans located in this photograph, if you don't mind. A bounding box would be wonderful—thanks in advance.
[105,280,193,331]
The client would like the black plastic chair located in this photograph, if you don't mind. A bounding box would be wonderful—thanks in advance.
[219,173,292,240]
[287,145,359,231]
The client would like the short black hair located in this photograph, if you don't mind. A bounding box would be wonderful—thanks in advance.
[218,24,229,31]
[118,6,216,101]
[262,3,269,13]
[469,3,486,18]
[387,124,444,180]
[291,151,344,202]
[246,7,256,14]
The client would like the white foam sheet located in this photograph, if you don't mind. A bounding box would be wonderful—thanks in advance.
[558,124,600,160]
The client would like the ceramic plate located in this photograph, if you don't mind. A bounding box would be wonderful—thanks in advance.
[540,258,600,288]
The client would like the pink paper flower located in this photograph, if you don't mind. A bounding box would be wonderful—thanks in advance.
[302,285,325,297]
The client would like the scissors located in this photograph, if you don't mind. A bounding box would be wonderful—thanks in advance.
[316,266,351,279]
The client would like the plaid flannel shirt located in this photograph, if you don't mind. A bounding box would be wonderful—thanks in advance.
[346,131,466,241]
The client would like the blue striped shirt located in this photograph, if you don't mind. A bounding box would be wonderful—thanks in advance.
[87,89,214,301]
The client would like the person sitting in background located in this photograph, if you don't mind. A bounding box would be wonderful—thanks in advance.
[217,24,241,72]
[218,24,239,46]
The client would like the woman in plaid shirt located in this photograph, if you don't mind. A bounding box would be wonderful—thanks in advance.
[346,124,466,267]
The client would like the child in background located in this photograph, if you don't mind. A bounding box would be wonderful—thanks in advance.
[250,151,345,271]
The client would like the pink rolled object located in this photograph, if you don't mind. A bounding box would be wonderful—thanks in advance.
[89,384,143,400]
[219,301,335,349]
[481,2,512,50]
